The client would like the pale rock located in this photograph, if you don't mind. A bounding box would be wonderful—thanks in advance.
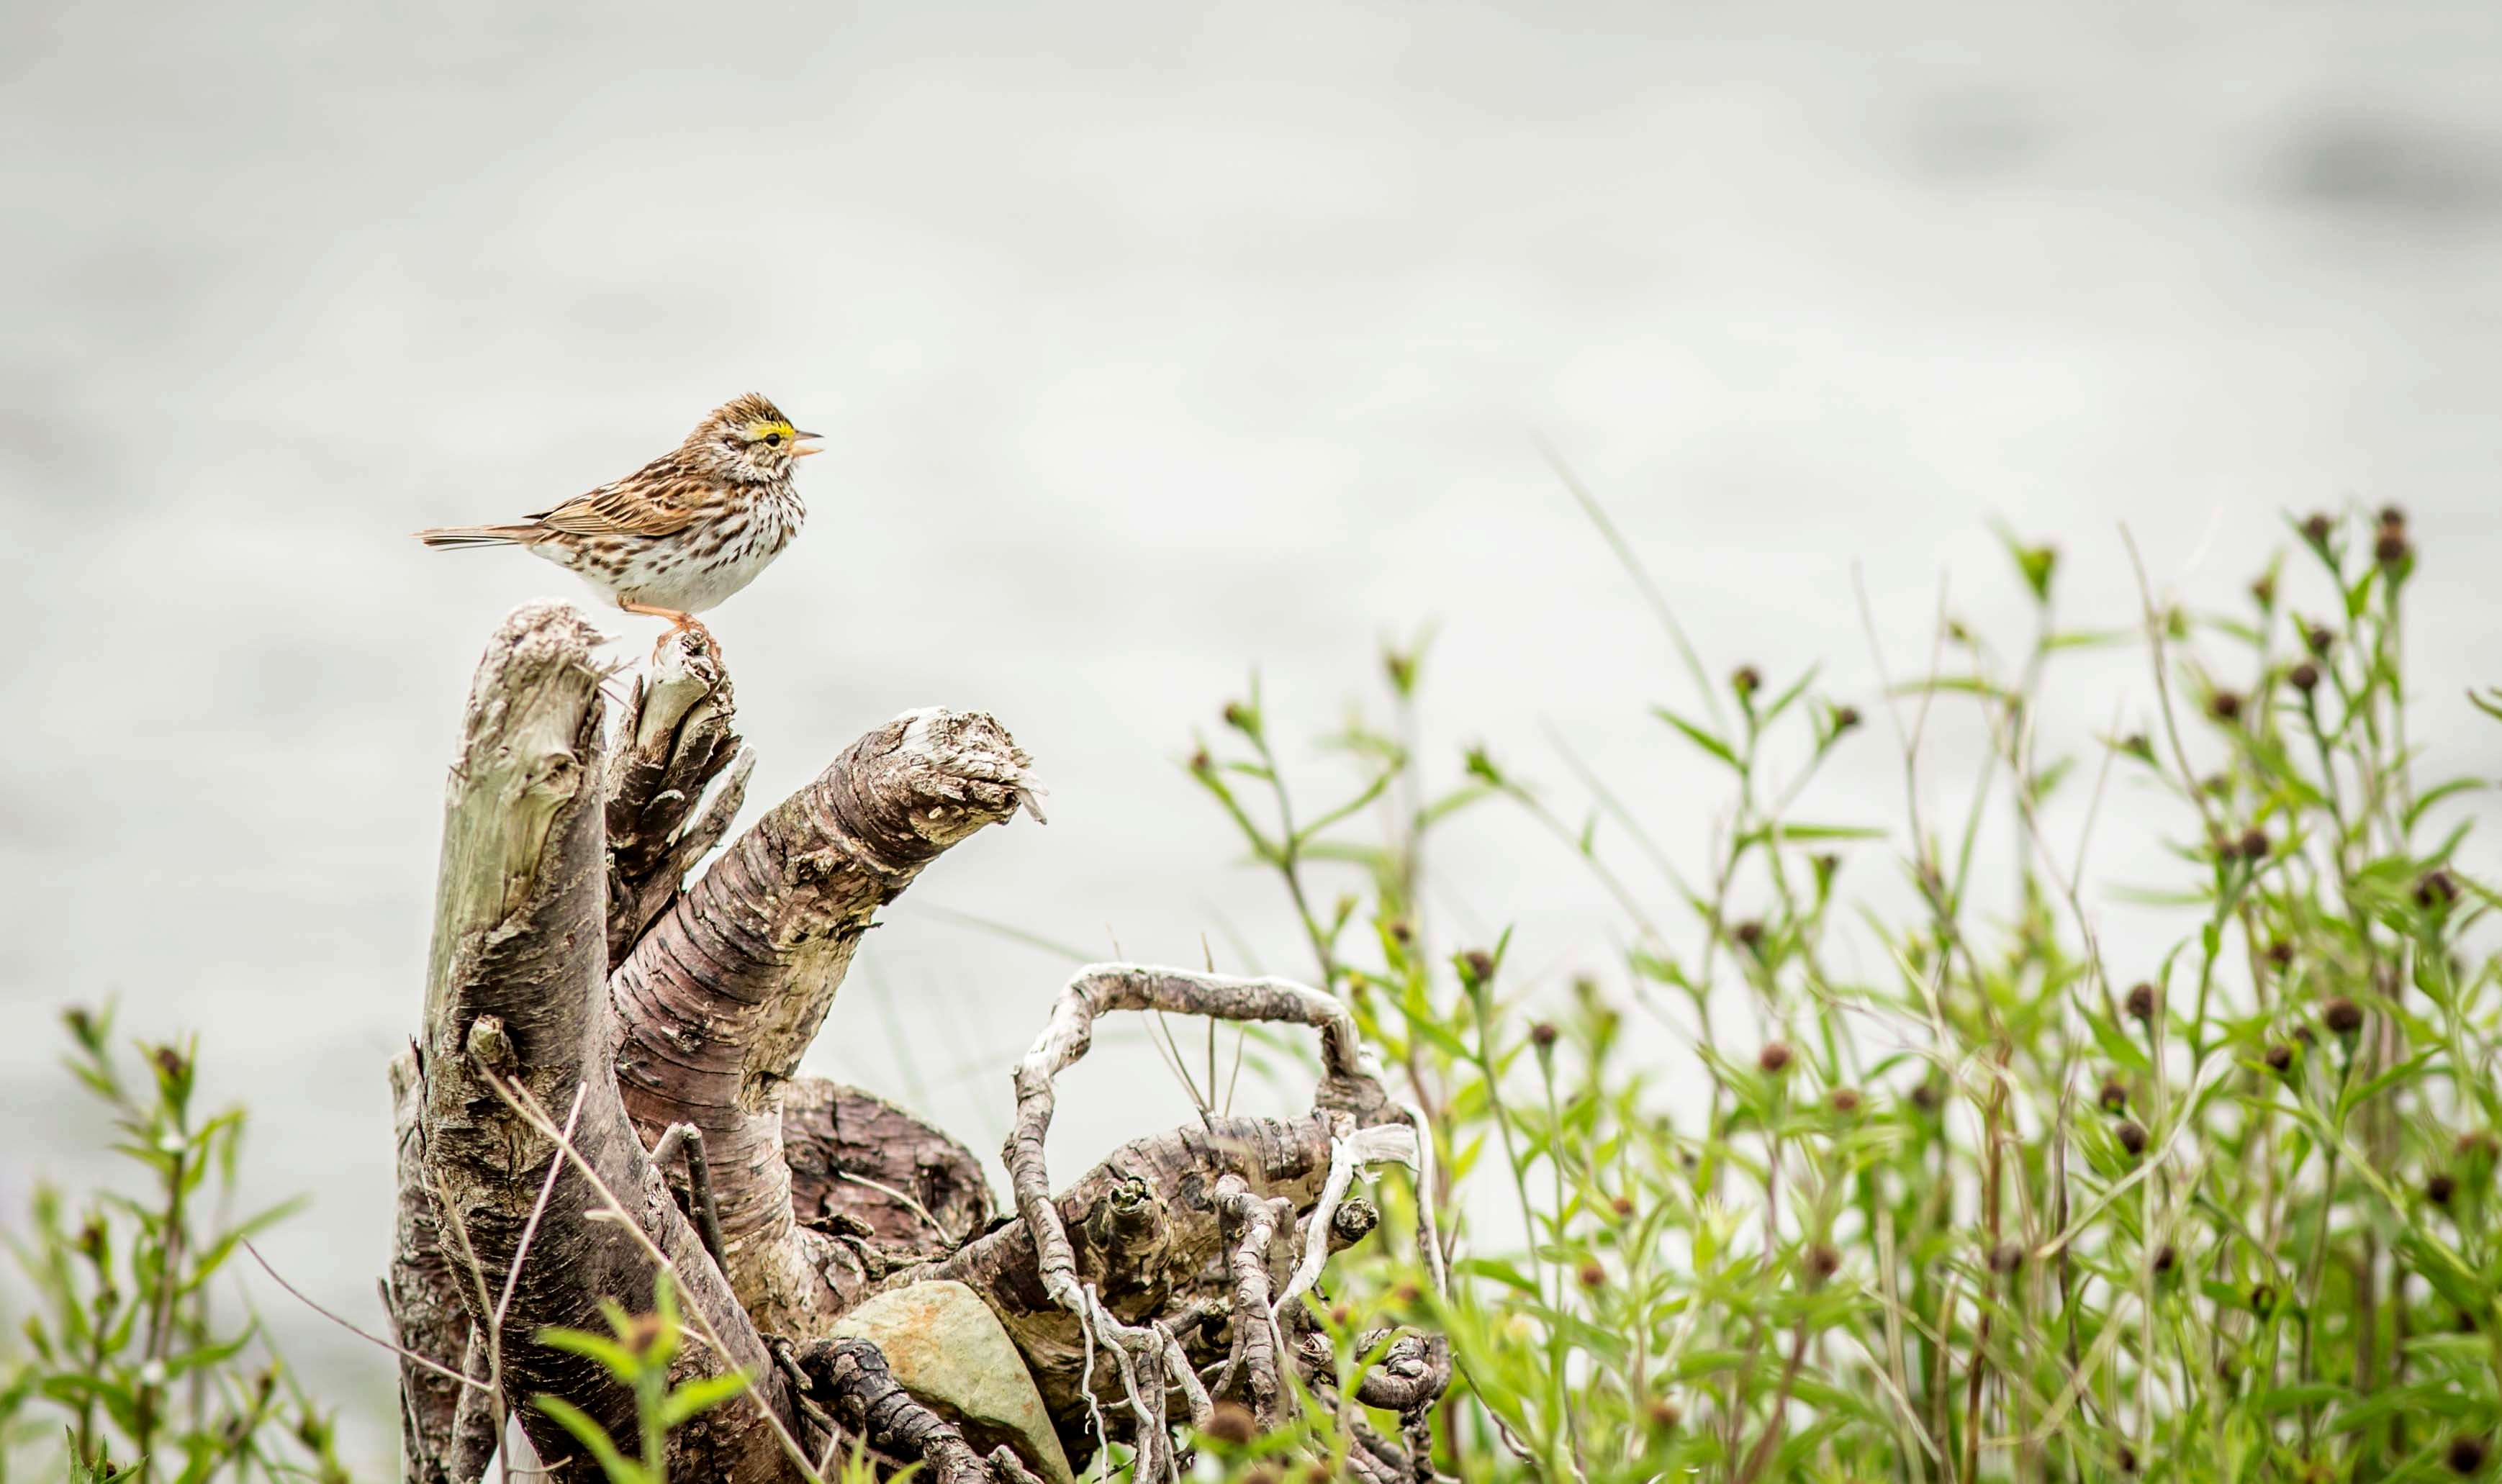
[831,1279,1075,1484]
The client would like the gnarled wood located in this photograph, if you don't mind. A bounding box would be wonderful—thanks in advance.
[608,707,1039,1336]
[410,602,789,1484]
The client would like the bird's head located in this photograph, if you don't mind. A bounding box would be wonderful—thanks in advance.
[687,394,821,481]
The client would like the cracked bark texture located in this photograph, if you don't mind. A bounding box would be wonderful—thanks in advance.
[412,602,790,1484]
[608,705,1036,1336]
[387,604,1444,1483]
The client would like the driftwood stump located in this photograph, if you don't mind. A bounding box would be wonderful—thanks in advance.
[384,604,1447,1483]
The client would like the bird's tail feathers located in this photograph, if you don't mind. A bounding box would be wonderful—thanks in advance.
[415,524,537,549]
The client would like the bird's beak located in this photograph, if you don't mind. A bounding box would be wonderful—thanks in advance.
[792,432,825,458]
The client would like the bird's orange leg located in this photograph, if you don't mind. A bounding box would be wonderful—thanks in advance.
[619,600,718,662]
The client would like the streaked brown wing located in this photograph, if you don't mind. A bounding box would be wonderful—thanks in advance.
[529,463,705,538]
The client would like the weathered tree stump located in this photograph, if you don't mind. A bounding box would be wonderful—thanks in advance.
[384,604,1445,1483]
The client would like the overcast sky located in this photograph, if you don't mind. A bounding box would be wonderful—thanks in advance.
[6,0,2501,1467]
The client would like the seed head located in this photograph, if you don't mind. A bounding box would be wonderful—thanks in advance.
[2126,982,2158,1022]
[2208,689,2243,723]
[2323,996,2365,1036]
[1806,1244,1841,1282]
[1578,1259,1608,1290]
[1459,949,1496,985]
[1733,918,1765,950]
[2153,1244,2177,1274]
[2302,512,2334,543]
[2448,1436,2487,1475]
[2265,940,2295,968]
[2376,525,2412,566]
[1833,705,1861,732]
[2380,503,2408,529]
[2251,1283,2277,1316]
[2264,1043,2294,1074]
[1828,1087,1862,1116]
[2117,1443,2139,1474]
[1757,1041,1793,1074]
[1221,700,1252,732]
[1528,1021,1561,1049]
[2428,1172,2457,1206]
[2250,574,2276,607]
[1910,1083,1941,1113]
[2237,828,2270,861]
[2416,869,2460,908]
[1201,1401,1258,1446]
[2098,1078,2128,1112]
[1731,665,1762,698]
[1387,918,1413,944]
[1610,1194,1636,1219]
[1391,1281,1422,1305]
[1645,1396,1682,1431]
[2305,623,2335,656]
[2115,1121,2149,1158]
[1988,1241,2025,1275]
[2289,661,2320,693]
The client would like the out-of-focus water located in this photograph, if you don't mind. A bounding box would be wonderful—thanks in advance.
[6,0,2501,1469]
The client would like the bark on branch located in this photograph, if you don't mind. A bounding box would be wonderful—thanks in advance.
[385,605,1445,1484]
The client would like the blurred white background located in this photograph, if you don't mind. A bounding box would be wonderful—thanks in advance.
[5,0,2501,1467]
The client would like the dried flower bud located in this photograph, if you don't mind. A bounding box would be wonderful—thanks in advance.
[2098,1077,2128,1112]
[1577,1259,1608,1290]
[1757,1041,1793,1074]
[1731,665,1762,698]
[1201,1401,1259,1446]
[2126,983,2158,1022]
[2428,1172,2457,1206]
[1391,1281,1422,1305]
[1221,701,1252,731]
[2376,526,2412,566]
[1806,1244,1841,1281]
[1609,1194,1636,1219]
[1528,1021,1561,1049]
[2264,1043,2294,1074]
[2417,869,2460,908]
[1833,705,1861,732]
[1387,918,1413,944]
[2153,1244,2177,1274]
[1645,1397,1682,1431]
[1733,918,1765,950]
[2380,503,2408,530]
[2238,828,2270,861]
[2208,690,2243,723]
[1910,1083,1941,1113]
[2450,1437,2488,1476]
[2250,1283,2277,1316]
[153,1045,190,1083]
[2289,661,2320,693]
[1459,949,1496,985]
[2115,1121,2149,1158]
[2323,996,2365,1036]
[1329,1303,1351,1328]
[2305,623,2335,656]
[2265,940,2295,968]
[2117,1443,2139,1474]
[1828,1087,1862,1116]
[2250,574,2276,607]
[1188,747,1213,776]
[1988,1241,2025,1275]
[2301,512,2334,544]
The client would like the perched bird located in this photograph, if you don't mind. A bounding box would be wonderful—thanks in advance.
[416,394,818,650]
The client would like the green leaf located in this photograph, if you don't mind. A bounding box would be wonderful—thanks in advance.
[656,1370,754,1431]
[536,1326,641,1380]
[533,1395,646,1484]
[1650,706,1738,771]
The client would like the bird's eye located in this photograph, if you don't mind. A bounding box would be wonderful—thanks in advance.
[763,432,782,446]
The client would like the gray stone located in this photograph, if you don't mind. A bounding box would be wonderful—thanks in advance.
[831,1279,1075,1484]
